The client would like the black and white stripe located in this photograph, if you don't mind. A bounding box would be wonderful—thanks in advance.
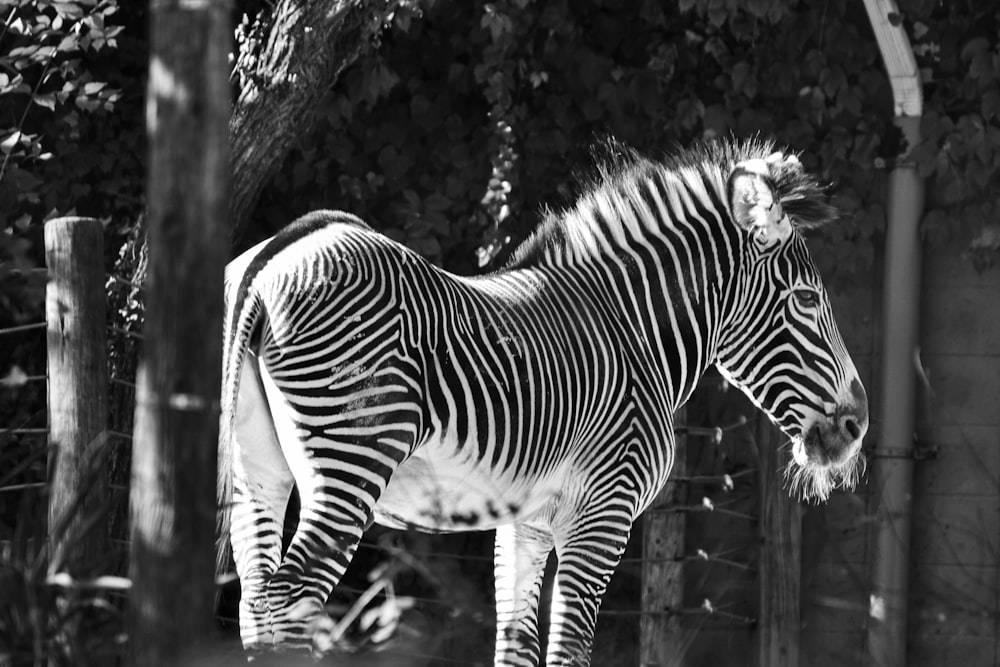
[217,139,867,664]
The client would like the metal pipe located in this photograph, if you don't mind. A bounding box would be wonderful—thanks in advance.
[860,2,924,665]
[867,113,923,667]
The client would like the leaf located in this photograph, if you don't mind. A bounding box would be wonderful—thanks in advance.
[969,52,995,82]
[0,73,25,95]
[402,188,421,209]
[8,45,39,59]
[53,2,85,19]
[394,8,413,32]
[3,165,42,193]
[75,95,101,112]
[920,209,948,242]
[32,93,56,111]
[0,365,29,388]
[423,210,450,235]
[32,46,57,62]
[89,11,105,32]
[730,61,754,97]
[960,37,990,61]
[675,96,705,130]
[0,131,22,154]
[424,192,451,211]
[407,235,441,258]
[57,34,79,53]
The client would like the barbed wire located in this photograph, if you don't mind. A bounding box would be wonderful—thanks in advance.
[0,427,48,436]
[1,266,763,650]
[0,323,142,340]
[0,322,47,336]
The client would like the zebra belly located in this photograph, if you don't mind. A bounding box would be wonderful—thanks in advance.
[373,445,561,532]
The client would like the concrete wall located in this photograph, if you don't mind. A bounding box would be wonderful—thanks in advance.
[670,239,999,667]
[426,240,999,667]
[907,239,1000,666]
[791,239,999,667]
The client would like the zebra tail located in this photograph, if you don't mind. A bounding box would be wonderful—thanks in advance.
[216,273,264,579]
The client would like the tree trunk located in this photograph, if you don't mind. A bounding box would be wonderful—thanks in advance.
[128,0,230,663]
[757,416,801,667]
[640,411,688,667]
[228,0,393,246]
[45,217,109,577]
[109,1,392,513]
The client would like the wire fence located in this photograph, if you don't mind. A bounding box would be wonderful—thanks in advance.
[0,262,768,665]
[0,270,142,438]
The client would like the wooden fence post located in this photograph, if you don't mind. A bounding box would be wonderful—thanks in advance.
[640,408,687,667]
[757,415,801,667]
[129,1,231,665]
[45,216,108,575]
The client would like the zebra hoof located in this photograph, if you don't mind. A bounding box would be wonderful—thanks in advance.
[239,595,276,650]
[240,594,328,653]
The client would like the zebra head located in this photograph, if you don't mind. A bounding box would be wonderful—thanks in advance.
[715,150,868,502]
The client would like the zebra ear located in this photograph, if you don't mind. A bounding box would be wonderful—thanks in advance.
[727,160,793,248]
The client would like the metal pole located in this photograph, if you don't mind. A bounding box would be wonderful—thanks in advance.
[867,113,923,667]
[860,2,924,664]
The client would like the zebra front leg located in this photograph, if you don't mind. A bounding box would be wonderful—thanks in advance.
[494,523,554,667]
[231,350,295,649]
[545,506,633,666]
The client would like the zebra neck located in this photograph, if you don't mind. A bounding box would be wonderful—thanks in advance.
[499,243,726,413]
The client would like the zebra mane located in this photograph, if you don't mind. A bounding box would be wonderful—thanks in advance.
[506,137,837,270]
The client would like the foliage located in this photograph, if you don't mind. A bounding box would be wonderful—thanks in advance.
[252,0,491,272]
[0,0,142,344]
[905,0,1000,271]
[2,0,998,291]
[253,0,1000,282]
[0,0,141,436]
[4,0,1000,661]
[0,479,128,666]
[0,0,124,222]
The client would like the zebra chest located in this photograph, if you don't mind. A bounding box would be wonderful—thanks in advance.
[372,443,562,532]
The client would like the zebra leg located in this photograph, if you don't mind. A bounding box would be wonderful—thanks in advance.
[545,507,633,666]
[231,350,295,648]
[493,523,554,667]
[255,360,414,650]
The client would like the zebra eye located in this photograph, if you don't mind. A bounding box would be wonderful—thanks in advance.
[794,289,820,308]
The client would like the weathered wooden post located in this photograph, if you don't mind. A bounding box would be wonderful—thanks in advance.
[129,0,231,664]
[45,216,109,574]
[757,415,801,667]
[640,408,687,667]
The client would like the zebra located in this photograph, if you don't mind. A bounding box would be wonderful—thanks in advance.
[217,138,868,665]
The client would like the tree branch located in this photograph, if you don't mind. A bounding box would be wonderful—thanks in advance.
[228,0,393,247]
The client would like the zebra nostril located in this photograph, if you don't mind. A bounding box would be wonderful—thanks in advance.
[841,414,862,441]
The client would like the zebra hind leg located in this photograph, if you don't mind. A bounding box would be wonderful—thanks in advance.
[254,360,415,653]
[493,523,555,667]
[545,505,633,666]
[230,350,295,650]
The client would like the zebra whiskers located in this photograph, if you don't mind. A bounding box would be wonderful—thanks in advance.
[781,435,867,502]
